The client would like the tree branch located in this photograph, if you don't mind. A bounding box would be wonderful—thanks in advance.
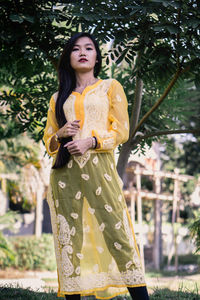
[133,128,200,145]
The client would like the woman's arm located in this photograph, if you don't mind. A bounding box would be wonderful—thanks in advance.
[92,79,129,150]
[43,94,80,156]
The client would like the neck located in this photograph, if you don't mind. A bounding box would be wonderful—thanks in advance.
[75,71,97,88]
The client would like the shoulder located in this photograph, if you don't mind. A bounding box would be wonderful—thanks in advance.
[100,78,123,91]
[103,78,124,94]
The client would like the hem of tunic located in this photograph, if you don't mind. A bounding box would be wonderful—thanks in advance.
[57,283,147,299]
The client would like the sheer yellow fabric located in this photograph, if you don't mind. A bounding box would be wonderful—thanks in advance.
[43,79,129,156]
[43,79,146,299]
[43,93,59,156]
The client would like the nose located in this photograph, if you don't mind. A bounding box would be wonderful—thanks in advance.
[80,49,86,56]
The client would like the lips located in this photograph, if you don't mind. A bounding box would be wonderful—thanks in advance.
[79,58,88,62]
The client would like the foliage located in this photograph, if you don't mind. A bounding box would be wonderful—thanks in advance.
[0,211,22,265]
[0,0,200,178]
[0,134,40,172]
[0,232,15,266]
[0,234,56,271]
[189,212,200,253]
[0,287,200,300]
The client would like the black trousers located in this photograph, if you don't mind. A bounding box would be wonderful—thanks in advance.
[65,286,149,300]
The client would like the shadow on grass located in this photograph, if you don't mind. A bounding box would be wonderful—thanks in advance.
[0,287,200,300]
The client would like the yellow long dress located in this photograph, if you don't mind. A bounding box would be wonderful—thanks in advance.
[43,79,146,299]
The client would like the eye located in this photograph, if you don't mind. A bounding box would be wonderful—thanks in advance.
[72,48,79,52]
[86,47,93,50]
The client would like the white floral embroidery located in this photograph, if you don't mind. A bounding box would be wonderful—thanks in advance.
[58,181,66,189]
[111,163,114,170]
[92,156,98,165]
[93,264,99,273]
[104,173,112,181]
[97,246,104,254]
[76,253,84,260]
[71,227,76,236]
[74,152,90,168]
[55,199,59,208]
[118,194,122,202]
[112,121,117,130]
[81,174,90,181]
[99,223,105,232]
[83,225,90,233]
[56,215,75,277]
[62,246,74,276]
[124,121,128,130]
[70,213,78,219]
[126,261,133,269]
[123,209,135,248]
[88,207,95,215]
[104,204,113,213]
[115,221,122,230]
[57,214,75,246]
[108,259,116,271]
[114,242,122,250]
[102,138,115,149]
[75,191,81,200]
[47,126,53,134]
[75,266,81,275]
[67,160,73,168]
[116,94,122,102]
[66,245,73,254]
[96,186,102,196]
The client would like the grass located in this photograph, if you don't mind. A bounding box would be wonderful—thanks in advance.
[0,286,200,300]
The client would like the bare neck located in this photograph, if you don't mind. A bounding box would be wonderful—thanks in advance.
[75,71,98,89]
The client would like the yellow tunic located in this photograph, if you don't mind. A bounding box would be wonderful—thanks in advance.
[43,79,146,299]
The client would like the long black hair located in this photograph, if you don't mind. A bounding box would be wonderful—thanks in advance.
[52,32,102,169]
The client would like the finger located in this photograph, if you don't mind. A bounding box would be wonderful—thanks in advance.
[64,141,74,147]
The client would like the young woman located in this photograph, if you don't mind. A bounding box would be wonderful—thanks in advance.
[43,32,149,300]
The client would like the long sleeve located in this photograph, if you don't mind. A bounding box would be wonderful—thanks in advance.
[92,79,129,151]
[43,93,60,156]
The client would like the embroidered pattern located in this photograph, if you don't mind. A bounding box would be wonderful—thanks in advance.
[47,126,53,134]
[116,94,122,102]
[104,173,112,181]
[92,156,98,165]
[99,223,105,232]
[97,246,104,254]
[70,213,79,219]
[76,253,84,260]
[74,152,91,168]
[55,199,59,208]
[58,181,66,189]
[118,194,122,202]
[126,260,133,269]
[124,121,129,130]
[96,186,102,196]
[75,191,81,200]
[114,242,122,250]
[88,207,95,215]
[68,160,73,168]
[115,221,122,230]
[104,204,113,213]
[81,174,90,181]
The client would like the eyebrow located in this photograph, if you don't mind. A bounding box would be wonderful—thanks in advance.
[73,43,94,47]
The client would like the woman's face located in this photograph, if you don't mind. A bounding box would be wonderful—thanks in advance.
[70,37,97,74]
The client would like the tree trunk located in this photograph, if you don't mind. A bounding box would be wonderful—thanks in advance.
[117,76,143,178]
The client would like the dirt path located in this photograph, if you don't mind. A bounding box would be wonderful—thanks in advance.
[0,269,200,294]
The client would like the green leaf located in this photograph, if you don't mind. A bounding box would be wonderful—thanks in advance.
[9,14,24,23]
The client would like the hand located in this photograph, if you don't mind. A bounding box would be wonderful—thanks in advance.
[57,120,80,138]
[64,138,92,155]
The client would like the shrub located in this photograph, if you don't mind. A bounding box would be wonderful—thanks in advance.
[0,234,56,271]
